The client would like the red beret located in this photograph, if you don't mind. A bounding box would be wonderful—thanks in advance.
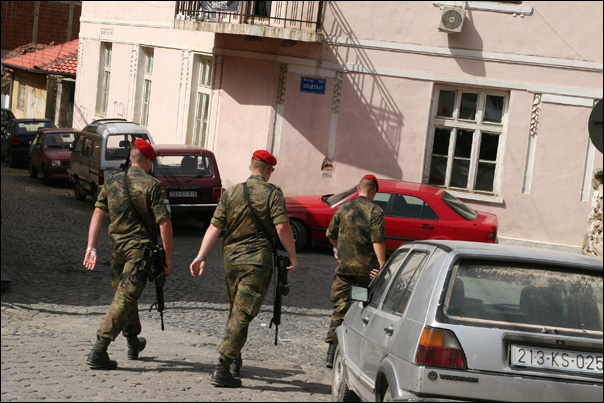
[133,139,156,161]
[362,174,379,191]
[252,150,277,166]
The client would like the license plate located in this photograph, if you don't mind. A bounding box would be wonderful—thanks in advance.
[511,344,603,375]
[170,191,196,198]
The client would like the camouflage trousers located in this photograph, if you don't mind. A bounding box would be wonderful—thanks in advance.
[325,273,371,343]
[96,248,152,344]
[219,263,273,362]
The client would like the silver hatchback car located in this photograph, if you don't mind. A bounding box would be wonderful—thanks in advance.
[333,240,602,402]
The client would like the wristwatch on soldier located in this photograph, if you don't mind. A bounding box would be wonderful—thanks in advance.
[195,255,206,261]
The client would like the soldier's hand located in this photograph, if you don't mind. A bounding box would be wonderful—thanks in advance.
[164,259,172,278]
[369,267,380,280]
[190,259,206,277]
[83,250,97,271]
[286,256,298,271]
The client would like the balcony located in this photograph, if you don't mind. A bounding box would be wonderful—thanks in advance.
[173,1,324,43]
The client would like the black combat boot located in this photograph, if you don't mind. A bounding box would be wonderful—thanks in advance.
[230,356,242,378]
[211,358,242,388]
[87,338,117,370]
[326,341,335,368]
[87,349,118,370]
[127,337,146,360]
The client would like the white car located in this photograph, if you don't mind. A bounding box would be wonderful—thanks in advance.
[332,240,603,402]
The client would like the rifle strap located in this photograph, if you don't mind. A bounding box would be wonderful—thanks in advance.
[124,170,158,245]
[242,182,277,251]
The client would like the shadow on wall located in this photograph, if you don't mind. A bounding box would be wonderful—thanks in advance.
[321,2,404,179]
[446,9,486,77]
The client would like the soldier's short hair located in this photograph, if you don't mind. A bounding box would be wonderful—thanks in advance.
[359,177,378,193]
[251,158,272,173]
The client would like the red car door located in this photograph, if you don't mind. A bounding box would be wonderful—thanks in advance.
[384,193,442,250]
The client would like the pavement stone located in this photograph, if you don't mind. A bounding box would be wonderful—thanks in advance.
[1,161,336,402]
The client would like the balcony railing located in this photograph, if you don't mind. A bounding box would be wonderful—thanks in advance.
[175,1,324,32]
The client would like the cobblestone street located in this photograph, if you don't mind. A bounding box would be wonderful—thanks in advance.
[1,161,336,401]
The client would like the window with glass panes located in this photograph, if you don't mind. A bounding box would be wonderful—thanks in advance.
[189,57,213,147]
[425,87,508,195]
[96,42,112,115]
[140,47,154,127]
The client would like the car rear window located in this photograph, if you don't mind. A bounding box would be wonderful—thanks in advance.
[446,260,603,332]
[105,134,148,160]
[16,121,53,135]
[154,154,214,178]
[442,191,478,220]
[324,185,357,206]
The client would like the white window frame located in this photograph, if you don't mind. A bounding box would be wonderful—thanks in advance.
[134,47,154,127]
[424,85,509,200]
[96,42,112,116]
[17,80,26,111]
[188,56,213,147]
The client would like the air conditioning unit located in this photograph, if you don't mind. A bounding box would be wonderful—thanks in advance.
[438,6,466,34]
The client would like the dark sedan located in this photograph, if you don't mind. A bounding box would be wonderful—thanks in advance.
[29,128,79,185]
[286,179,498,251]
[1,118,56,167]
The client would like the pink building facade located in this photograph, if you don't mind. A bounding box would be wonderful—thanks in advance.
[74,1,603,251]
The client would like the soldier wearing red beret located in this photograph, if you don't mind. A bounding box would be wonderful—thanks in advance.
[83,138,173,370]
[190,149,298,388]
[324,174,386,368]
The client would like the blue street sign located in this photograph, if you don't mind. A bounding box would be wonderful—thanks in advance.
[300,76,326,94]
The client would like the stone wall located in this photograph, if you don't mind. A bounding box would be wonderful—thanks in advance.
[584,168,603,258]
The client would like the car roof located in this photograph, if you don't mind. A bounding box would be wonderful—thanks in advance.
[38,128,79,134]
[12,118,53,122]
[378,179,445,196]
[152,144,214,154]
[83,118,150,135]
[408,240,603,271]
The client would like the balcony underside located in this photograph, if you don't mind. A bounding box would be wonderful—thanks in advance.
[173,20,323,43]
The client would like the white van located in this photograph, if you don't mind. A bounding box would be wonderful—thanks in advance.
[68,118,154,201]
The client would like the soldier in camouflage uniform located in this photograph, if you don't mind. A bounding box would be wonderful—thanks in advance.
[83,139,173,370]
[324,174,386,368]
[190,150,298,388]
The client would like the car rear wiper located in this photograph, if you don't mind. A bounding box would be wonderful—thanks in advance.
[182,174,205,183]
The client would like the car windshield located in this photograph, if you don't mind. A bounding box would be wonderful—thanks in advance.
[17,121,53,134]
[45,132,77,148]
[323,185,357,206]
[446,259,603,332]
[105,134,148,160]
[442,191,478,220]
[154,154,213,178]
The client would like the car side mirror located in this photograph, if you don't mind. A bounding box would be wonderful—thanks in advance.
[351,286,369,303]
[69,143,75,151]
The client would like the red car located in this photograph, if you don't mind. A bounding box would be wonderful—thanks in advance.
[29,128,79,185]
[285,179,498,251]
[152,144,223,227]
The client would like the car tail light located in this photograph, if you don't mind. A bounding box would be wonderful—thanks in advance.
[98,170,104,185]
[11,138,20,146]
[213,187,223,202]
[415,327,466,369]
[487,226,497,243]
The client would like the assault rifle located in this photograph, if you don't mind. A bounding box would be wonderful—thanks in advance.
[148,245,166,331]
[269,253,290,345]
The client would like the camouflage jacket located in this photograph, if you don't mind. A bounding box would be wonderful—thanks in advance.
[326,195,386,276]
[95,166,172,253]
[211,175,289,267]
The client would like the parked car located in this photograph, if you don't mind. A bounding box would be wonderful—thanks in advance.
[68,118,154,201]
[1,108,16,131]
[1,118,56,167]
[333,240,603,402]
[285,180,498,251]
[152,144,223,227]
[29,128,79,185]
